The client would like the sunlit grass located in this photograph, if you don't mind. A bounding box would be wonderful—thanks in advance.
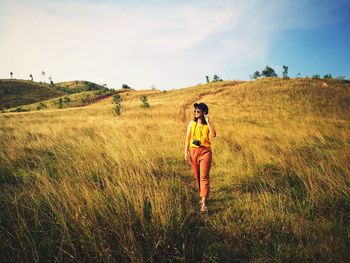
[0,78,349,262]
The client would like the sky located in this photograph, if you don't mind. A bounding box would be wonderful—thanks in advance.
[0,0,349,90]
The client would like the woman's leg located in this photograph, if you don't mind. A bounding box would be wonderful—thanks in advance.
[190,148,201,195]
[199,148,212,203]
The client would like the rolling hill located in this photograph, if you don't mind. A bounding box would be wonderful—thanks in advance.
[0,79,112,110]
[0,77,349,262]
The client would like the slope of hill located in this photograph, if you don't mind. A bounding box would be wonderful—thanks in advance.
[0,79,66,109]
[55,80,108,93]
[3,89,119,112]
[0,79,111,110]
[0,78,349,262]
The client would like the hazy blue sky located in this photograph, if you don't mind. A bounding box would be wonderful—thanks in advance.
[1,0,349,90]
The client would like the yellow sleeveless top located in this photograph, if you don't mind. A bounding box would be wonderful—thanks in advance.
[190,121,211,148]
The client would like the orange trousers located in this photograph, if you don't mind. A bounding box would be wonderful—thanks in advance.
[190,147,212,198]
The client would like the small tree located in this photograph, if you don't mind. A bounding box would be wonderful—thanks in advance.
[10,72,13,78]
[63,96,71,104]
[49,76,54,86]
[205,75,210,83]
[140,95,150,108]
[312,74,320,79]
[57,98,63,109]
[122,84,131,89]
[261,65,277,77]
[251,71,261,80]
[113,95,122,115]
[41,71,45,83]
[282,65,289,79]
[29,74,33,81]
[323,74,332,79]
[212,75,223,82]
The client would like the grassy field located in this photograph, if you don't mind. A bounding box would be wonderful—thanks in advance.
[0,78,349,262]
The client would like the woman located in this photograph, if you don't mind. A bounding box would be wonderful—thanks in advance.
[184,103,216,212]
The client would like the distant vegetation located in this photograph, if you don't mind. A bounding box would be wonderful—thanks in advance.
[206,74,223,83]
[250,65,345,81]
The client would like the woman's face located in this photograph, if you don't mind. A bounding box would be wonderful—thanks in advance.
[194,108,204,118]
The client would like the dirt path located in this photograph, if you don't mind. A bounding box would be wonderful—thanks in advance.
[179,82,244,123]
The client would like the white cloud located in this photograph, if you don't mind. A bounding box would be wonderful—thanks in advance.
[0,0,343,89]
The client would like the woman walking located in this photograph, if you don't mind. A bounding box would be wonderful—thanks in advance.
[184,103,216,212]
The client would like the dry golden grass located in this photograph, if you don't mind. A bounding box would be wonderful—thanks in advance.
[0,78,349,262]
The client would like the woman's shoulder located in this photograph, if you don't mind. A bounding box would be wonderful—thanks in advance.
[187,120,194,127]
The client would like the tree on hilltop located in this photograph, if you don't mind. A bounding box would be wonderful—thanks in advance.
[122,84,131,89]
[251,71,261,80]
[282,65,289,79]
[10,72,13,78]
[49,76,54,86]
[41,71,45,83]
[261,65,277,77]
[29,74,33,81]
[212,75,223,82]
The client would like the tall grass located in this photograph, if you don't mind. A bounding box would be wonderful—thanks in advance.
[1,78,349,262]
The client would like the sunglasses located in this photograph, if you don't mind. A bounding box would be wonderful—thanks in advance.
[194,109,203,113]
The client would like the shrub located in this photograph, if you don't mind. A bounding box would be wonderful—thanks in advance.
[57,98,63,109]
[312,74,320,79]
[140,95,150,108]
[36,102,48,110]
[323,74,332,79]
[81,95,91,105]
[113,95,122,115]
[63,96,71,104]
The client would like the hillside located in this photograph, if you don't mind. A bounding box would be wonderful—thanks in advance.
[3,89,119,112]
[0,79,65,109]
[55,80,109,93]
[0,79,110,110]
[0,78,349,262]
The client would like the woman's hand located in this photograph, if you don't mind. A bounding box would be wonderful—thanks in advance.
[184,151,189,161]
[184,150,191,164]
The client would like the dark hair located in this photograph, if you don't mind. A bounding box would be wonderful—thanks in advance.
[193,115,207,125]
